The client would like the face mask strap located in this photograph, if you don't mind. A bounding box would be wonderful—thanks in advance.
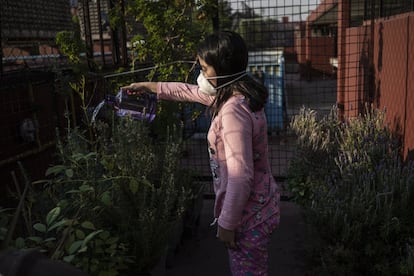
[205,71,246,80]
[215,72,247,90]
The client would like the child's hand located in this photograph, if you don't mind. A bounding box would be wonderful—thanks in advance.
[120,82,157,95]
[217,225,237,249]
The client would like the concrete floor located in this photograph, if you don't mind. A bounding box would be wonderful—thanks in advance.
[155,199,308,276]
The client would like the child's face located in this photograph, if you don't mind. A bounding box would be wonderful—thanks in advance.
[198,57,217,86]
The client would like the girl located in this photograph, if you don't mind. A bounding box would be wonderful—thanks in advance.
[122,31,280,276]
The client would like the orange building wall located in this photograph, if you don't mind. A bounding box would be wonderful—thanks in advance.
[407,17,414,159]
[308,36,336,73]
[342,12,414,160]
[343,26,367,117]
[295,37,307,64]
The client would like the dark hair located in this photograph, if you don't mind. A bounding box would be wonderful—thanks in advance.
[197,31,268,116]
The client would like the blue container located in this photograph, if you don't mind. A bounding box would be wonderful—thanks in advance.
[248,51,285,132]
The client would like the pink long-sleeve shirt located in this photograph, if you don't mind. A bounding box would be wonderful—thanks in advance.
[157,82,280,232]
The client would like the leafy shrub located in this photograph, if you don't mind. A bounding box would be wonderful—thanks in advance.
[6,116,191,275]
[288,105,414,275]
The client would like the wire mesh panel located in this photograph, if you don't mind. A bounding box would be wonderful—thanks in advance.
[1,0,413,197]
[220,0,337,195]
[0,71,62,195]
[220,1,414,192]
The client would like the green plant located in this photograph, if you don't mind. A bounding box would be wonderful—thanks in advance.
[287,106,342,205]
[127,0,209,72]
[288,105,414,275]
[97,118,190,273]
[15,206,129,276]
[1,115,192,275]
[111,0,216,140]
[55,30,84,65]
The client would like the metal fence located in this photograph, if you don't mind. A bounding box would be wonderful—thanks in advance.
[1,0,414,197]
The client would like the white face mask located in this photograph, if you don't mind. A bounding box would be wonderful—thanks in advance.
[197,71,247,96]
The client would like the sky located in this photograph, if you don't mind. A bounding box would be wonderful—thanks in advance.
[228,0,321,21]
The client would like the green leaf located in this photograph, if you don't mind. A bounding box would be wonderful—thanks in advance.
[81,221,95,230]
[99,230,110,240]
[79,184,93,192]
[66,189,81,194]
[33,223,47,233]
[68,240,83,254]
[84,152,97,159]
[142,177,152,187]
[72,153,85,161]
[46,207,61,226]
[129,178,139,194]
[76,229,85,239]
[45,165,66,176]
[82,230,104,247]
[27,236,43,244]
[63,254,75,263]
[100,191,112,206]
[15,237,25,248]
[65,168,74,178]
[31,179,49,185]
[43,237,57,243]
[48,219,68,232]
[57,199,69,208]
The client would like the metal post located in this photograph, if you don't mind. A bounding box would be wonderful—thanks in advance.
[0,3,3,75]
[96,0,106,65]
[82,0,94,70]
[368,0,376,104]
[212,0,219,31]
[119,0,128,67]
[109,0,120,65]
[337,0,350,119]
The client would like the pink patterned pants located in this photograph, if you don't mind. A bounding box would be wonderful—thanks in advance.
[227,215,279,276]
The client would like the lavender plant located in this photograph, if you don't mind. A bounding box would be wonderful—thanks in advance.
[287,106,342,205]
[288,105,414,275]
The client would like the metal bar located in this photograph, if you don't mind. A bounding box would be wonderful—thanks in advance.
[0,4,3,76]
[103,60,196,79]
[0,141,55,168]
[96,0,106,65]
